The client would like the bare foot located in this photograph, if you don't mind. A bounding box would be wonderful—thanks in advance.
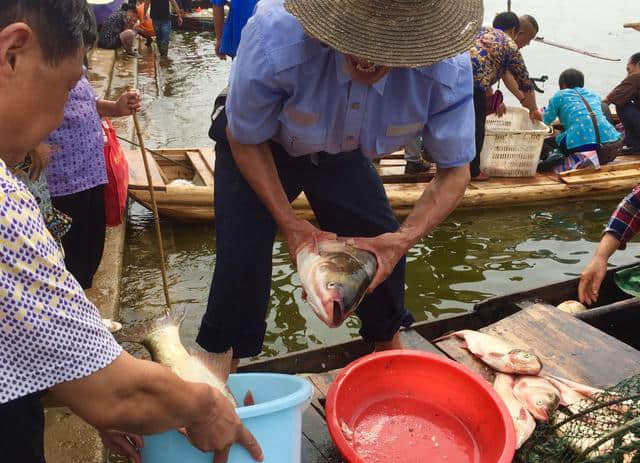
[472,172,490,181]
[374,331,404,351]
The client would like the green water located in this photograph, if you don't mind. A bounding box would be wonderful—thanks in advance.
[120,1,640,359]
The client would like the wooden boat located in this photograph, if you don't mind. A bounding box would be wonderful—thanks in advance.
[126,147,640,222]
[172,8,214,31]
[236,264,640,461]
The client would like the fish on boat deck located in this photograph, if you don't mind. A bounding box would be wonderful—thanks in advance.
[115,306,237,405]
[493,373,537,449]
[513,375,560,421]
[434,330,543,375]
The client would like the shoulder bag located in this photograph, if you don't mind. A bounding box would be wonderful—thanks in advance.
[574,90,623,165]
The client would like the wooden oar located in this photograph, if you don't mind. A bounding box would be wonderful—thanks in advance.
[132,112,172,310]
[534,37,621,62]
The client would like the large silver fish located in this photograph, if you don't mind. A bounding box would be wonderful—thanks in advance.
[434,330,543,375]
[115,307,237,405]
[296,239,377,328]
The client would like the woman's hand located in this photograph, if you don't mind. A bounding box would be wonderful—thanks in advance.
[28,143,57,180]
[115,89,141,116]
[578,255,608,305]
[99,430,144,463]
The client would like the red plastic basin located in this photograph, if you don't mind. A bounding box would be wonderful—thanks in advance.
[325,350,515,463]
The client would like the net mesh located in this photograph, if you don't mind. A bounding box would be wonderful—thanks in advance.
[517,374,640,462]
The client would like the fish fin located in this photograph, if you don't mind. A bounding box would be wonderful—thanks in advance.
[432,331,462,343]
[488,351,505,358]
[243,391,255,407]
[188,347,233,383]
[114,305,186,344]
[545,374,605,397]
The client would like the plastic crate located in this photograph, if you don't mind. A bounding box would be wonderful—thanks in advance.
[479,106,552,177]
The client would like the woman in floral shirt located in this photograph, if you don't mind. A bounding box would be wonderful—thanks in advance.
[469,14,541,180]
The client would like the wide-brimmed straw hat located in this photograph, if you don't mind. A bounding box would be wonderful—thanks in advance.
[284,0,483,68]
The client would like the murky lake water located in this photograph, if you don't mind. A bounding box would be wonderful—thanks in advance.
[120,1,640,359]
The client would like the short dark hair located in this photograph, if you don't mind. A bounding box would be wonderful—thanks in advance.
[630,53,640,65]
[0,0,87,66]
[493,12,520,32]
[521,14,539,33]
[82,3,97,50]
[559,69,584,89]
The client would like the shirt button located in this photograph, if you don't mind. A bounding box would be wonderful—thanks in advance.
[351,103,360,110]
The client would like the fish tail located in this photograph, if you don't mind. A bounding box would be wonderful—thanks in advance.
[188,347,233,383]
[432,330,463,343]
[114,305,186,344]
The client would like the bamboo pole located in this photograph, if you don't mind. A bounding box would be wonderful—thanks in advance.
[507,0,511,12]
[132,112,172,310]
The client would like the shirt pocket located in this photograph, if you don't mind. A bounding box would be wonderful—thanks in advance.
[278,109,327,156]
[376,122,423,155]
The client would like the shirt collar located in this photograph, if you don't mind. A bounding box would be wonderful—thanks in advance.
[334,53,390,96]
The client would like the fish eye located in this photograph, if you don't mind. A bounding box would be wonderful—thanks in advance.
[536,400,543,406]
[327,282,336,289]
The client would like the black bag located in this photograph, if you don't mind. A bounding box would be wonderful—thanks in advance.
[575,90,624,165]
[208,87,229,142]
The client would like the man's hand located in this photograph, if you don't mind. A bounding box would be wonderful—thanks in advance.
[578,256,608,305]
[529,108,543,122]
[99,430,144,463]
[282,219,337,264]
[185,389,263,463]
[177,14,184,27]
[215,40,227,60]
[115,89,141,116]
[349,232,411,293]
[28,143,57,180]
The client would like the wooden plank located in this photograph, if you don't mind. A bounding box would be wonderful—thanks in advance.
[560,167,640,185]
[186,150,214,186]
[440,303,640,389]
[126,150,167,190]
[560,160,640,178]
[302,406,345,463]
[399,329,447,357]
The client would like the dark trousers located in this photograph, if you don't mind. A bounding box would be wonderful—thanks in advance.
[52,184,106,289]
[471,88,488,177]
[197,112,414,358]
[0,392,46,463]
[616,102,640,148]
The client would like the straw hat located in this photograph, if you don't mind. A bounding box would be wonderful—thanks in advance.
[283,0,483,68]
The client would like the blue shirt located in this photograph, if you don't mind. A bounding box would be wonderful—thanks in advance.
[212,0,258,58]
[543,87,621,150]
[225,0,476,167]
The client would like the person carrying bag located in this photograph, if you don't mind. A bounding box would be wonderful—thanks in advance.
[575,90,624,165]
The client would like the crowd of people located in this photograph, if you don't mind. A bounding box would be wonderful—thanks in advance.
[2,1,640,463]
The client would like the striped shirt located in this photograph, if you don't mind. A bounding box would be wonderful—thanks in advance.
[605,185,640,249]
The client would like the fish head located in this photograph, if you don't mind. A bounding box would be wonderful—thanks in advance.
[508,349,543,375]
[297,240,376,327]
[524,390,560,421]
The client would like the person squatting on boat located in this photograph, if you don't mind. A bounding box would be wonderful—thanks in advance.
[604,52,640,154]
[469,13,541,180]
[197,0,482,371]
[542,68,621,159]
[98,3,139,56]
[0,2,262,463]
[579,185,640,305]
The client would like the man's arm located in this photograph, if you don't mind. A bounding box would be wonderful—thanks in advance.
[213,3,226,59]
[353,165,469,290]
[50,351,263,460]
[604,75,639,106]
[169,0,183,26]
[226,127,336,260]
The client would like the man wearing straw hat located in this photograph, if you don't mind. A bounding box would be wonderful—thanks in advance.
[199,0,482,369]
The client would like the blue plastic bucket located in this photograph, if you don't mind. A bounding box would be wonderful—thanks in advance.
[140,373,313,463]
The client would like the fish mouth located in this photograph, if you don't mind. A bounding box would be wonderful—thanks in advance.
[332,301,344,327]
